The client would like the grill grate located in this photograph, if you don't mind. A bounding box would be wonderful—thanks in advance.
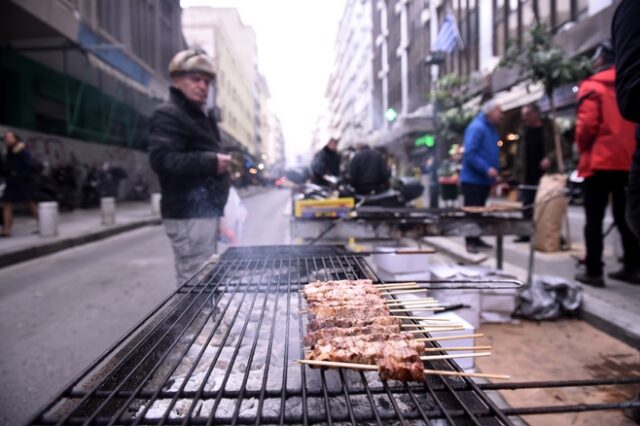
[29,245,640,425]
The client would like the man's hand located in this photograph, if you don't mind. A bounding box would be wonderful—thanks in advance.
[216,153,231,174]
[540,158,551,171]
[487,167,499,178]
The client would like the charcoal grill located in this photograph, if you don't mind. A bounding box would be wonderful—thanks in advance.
[29,245,640,425]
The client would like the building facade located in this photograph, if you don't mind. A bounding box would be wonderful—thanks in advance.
[325,0,377,149]
[0,0,185,197]
[323,0,621,172]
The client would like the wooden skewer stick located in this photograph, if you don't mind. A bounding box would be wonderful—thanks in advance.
[374,281,417,287]
[383,289,429,295]
[385,298,438,305]
[425,370,511,380]
[390,307,445,312]
[295,359,510,380]
[392,316,449,321]
[402,323,463,328]
[377,285,420,291]
[422,345,492,352]
[421,351,491,361]
[415,333,484,342]
[402,323,463,329]
[401,326,465,333]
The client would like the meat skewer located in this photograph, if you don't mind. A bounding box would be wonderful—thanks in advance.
[300,279,490,382]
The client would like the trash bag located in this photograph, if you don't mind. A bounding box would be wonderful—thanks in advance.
[516,275,582,320]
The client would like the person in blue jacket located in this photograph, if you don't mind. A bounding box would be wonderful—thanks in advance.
[460,99,503,253]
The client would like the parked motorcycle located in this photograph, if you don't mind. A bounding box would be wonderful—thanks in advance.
[285,167,424,208]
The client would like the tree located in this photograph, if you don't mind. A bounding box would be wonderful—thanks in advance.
[499,23,591,172]
[431,73,478,158]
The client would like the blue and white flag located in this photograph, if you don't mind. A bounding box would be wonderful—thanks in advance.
[433,12,464,53]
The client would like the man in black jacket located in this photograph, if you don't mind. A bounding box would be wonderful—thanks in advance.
[613,0,640,244]
[148,49,231,286]
[311,138,340,186]
[349,143,391,195]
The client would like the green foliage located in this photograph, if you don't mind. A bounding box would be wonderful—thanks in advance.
[432,73,478,143]
[500,24,592,96]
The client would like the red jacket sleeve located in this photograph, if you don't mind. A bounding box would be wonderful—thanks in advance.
[574,80,602,153]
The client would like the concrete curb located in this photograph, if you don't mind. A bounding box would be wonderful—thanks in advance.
[0,218,161,269]
[0,186,268,269]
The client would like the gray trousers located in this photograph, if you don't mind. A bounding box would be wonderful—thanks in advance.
[163,218,219,287]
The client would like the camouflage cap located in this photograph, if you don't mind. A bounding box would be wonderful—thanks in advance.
[168,49,216,78]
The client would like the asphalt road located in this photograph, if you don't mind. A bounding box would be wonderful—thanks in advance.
[0,188,291,425]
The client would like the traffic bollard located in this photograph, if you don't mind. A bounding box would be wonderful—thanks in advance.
[151,193,161,216]
[101,197,116,225]
[38,201,59,237]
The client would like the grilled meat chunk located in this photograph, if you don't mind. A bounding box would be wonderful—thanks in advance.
[306,316,403,332]
[308,305,390,320]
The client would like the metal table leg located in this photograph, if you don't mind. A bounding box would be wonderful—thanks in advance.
[496,225,503,270]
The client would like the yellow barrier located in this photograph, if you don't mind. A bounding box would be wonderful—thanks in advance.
[294,197,355,218]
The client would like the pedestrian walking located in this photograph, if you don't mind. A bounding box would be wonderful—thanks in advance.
[512,103,566,242]
[349,143,391,195]
[613,0,640,245]
[148,49,232,286]
[1,131,39,237]
[573,41,640,287]
[310,137,340,186]
[460,99,502,254]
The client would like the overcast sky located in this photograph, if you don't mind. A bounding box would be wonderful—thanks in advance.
[180,0,346,165]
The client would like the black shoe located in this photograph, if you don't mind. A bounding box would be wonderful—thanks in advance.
[607,268,640,285]
[476,239,493,249]
[513,236,530,243]
[575,272,605,287]
[466,244,479,254]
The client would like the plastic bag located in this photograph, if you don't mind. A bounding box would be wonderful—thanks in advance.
[219,187,247,245]
[516,275,582,320]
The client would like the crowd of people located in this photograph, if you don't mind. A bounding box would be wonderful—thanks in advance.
[453,33,639,285]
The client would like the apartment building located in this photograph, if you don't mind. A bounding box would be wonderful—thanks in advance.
[1,0,183,150]
[325,0,377,149]
[326,0,622,168]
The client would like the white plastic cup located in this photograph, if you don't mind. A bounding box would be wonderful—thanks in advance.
[38,202,59,237]
[151,193,161,216]
[101,197,116,225]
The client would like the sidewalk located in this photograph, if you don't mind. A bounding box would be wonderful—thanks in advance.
[423,233,640,350]
[0,185,268,268]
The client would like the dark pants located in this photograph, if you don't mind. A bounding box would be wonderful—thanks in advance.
[583,171,640,275]
[627,155,640,239]
[519,186,537,220]
[462,183,491,246]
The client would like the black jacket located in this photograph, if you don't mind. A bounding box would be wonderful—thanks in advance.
[148,88,229,219]
[311,146,340,185]
[613,0,640,238]
[349,146,391,195]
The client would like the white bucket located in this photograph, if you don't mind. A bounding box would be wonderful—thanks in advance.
[38,202,59,237]
[151,193,161,216]
[101,197,116,225]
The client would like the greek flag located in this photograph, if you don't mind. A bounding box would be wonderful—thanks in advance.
[433,12,463,53]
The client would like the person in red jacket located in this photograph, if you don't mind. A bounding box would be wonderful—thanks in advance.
[574,41,640,287]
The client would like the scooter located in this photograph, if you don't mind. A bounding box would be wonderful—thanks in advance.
[285,167,424,207]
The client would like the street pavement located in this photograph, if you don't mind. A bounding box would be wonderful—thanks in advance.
[0,185,278,425]
[424,203,640,350]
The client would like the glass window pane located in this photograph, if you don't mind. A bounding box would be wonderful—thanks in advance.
[556,0,571,28]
